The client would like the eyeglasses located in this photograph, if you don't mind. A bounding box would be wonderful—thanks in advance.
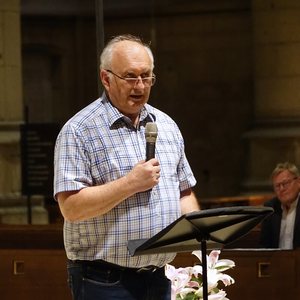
[274,177,298,191]
[105,69,156,87]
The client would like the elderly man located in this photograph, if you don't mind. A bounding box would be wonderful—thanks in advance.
[54,34,199,300]
[260,162,300,249]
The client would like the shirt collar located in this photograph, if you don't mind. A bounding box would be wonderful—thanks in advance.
[101,92,156,128]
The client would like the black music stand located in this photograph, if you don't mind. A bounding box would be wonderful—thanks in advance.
[128,206,273,300]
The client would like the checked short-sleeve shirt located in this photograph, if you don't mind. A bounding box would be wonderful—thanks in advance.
[54,93,196,268]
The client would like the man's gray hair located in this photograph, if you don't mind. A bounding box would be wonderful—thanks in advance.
[100,34,154,70]
[271,162,300,180]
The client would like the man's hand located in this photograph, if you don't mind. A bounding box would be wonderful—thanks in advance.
[126,158,161,192]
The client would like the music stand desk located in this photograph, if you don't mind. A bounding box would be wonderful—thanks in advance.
[128,206,274,300]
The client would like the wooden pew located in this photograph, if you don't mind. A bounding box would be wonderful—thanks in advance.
[0,224,71,300]
[200,193,274,209]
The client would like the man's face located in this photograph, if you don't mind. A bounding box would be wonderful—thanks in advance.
[101,41,153,122]
[273,170,300,206]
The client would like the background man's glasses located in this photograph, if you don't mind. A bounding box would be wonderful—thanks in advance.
[106,69,156,87]
[274,177,297,191]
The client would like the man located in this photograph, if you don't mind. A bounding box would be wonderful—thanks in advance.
[259,162,300,249]
[54,34,199,300]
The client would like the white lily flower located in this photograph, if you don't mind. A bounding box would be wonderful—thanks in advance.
[165,250,235,300]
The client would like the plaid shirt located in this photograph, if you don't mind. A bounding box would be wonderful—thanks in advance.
[54,93,196,268]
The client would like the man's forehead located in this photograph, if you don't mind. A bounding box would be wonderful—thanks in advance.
[273,170,294,181]
[113,41,150,59]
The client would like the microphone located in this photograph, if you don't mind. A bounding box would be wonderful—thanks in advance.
[145,122,158,161]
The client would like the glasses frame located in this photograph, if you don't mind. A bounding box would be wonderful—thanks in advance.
[273,177,298,191]
[105,69,156,87]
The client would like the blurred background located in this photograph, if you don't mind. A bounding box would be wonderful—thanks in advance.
[1,0,300,224]
[1,1,300,299]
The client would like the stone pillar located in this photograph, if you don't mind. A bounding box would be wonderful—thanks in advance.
[0,0,48,224]
[243,0,300,193]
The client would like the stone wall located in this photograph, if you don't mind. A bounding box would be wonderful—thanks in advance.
[3,0,300,218]
[242,0,300,192]
[0,0,23,200]
[0,0,48,224]
[104,1,254,197]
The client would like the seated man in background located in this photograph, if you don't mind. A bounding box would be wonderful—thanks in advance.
[260,162,300,249]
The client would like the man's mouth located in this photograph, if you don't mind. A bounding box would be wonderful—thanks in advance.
[130,95,143,101]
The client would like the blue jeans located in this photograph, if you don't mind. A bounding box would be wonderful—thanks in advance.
[67,260,171,300]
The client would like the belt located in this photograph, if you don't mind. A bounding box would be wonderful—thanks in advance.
[135,266,158,273]
[70,259,160,274]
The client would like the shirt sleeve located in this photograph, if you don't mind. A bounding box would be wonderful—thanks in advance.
[53,123,92,199]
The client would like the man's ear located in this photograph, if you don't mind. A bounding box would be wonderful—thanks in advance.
[100,69,110,90]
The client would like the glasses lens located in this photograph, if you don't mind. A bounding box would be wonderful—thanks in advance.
[125,76,155,87]
[142,78,153,87]
[142,76,155,87]
[274,177,296,191]
[107,70,156,87]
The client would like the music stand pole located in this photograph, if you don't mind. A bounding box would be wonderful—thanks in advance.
[201,239,208,300]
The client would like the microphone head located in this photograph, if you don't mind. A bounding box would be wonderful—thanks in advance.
[145,122,158,142]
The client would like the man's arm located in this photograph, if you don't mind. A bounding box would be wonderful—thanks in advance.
[180,188,200,215]
[57,159,160,222]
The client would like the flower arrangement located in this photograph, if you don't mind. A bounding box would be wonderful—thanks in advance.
[165,250,235,300]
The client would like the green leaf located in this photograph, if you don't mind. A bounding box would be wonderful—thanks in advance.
[183,293,198,300]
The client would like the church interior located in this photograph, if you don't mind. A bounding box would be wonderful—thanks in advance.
[1,0,300,299]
